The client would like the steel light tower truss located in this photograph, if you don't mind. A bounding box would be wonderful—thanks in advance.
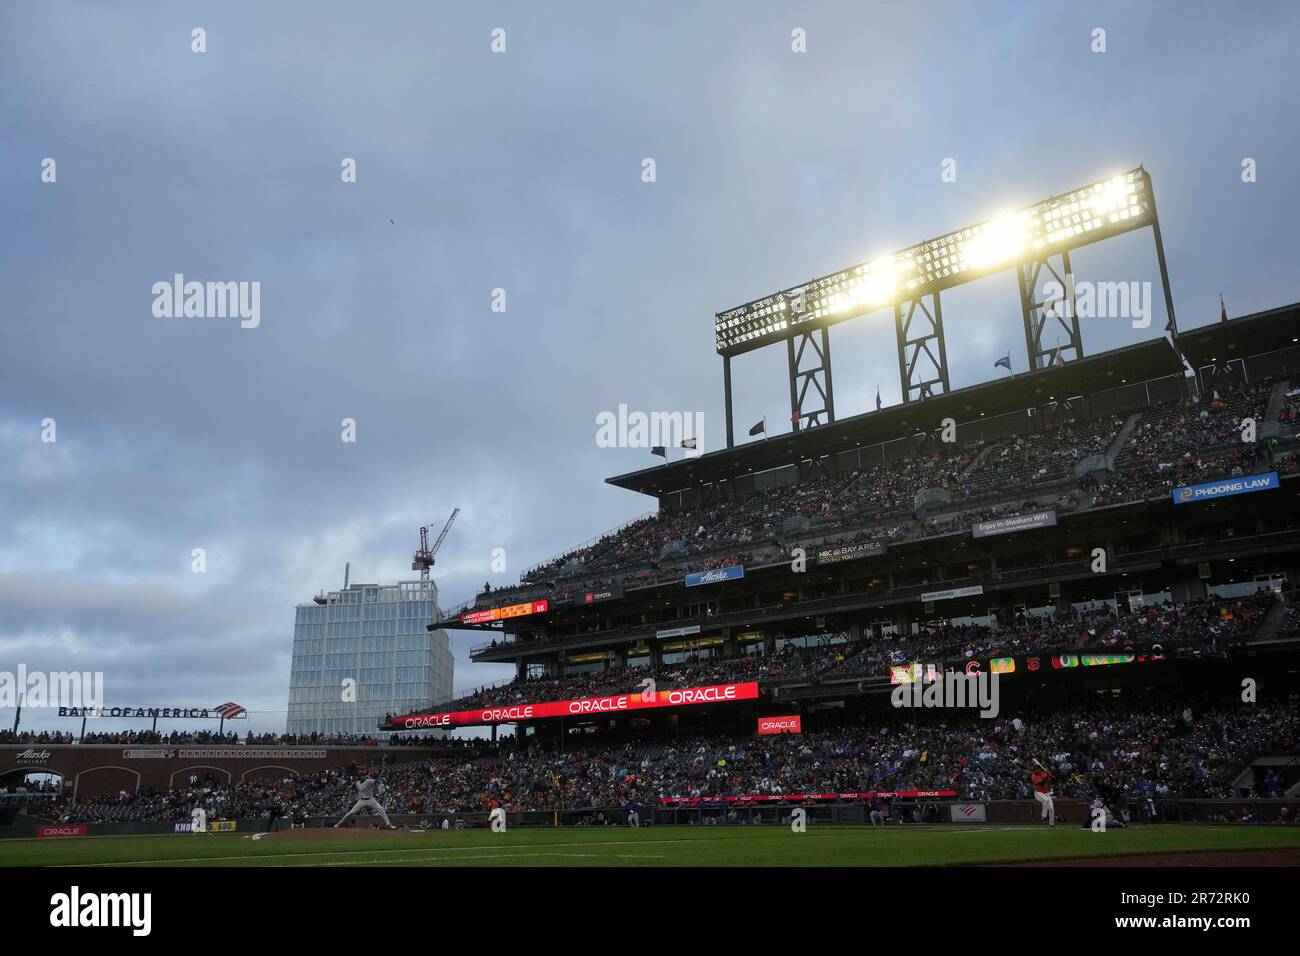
[894,292,950,402]
[1017,249,1082,371]
[787,327,835,431]
[712,167,1176,446]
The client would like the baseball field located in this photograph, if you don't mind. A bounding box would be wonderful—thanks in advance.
[4,824,1300,867]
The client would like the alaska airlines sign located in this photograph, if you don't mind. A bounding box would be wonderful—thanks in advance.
[685,565,744,587]
[389,681,760,730]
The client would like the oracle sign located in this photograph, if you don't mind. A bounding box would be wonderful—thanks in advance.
[757,715,802,735]
[390,681,759,729]
[38,825,87,839]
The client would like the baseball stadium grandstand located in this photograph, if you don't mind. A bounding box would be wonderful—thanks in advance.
[5,173,1300,871]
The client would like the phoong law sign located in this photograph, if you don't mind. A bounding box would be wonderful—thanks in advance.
[388,681,760,730]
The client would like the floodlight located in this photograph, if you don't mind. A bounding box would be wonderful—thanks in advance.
[715,168,1153,358]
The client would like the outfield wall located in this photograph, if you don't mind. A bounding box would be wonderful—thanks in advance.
[6,798,1296,839]
[0,744,463,798]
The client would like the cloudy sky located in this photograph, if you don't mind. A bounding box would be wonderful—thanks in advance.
[1,1,1297,736]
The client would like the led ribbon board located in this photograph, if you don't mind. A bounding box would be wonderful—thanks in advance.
[714,168,1153,357]
[390,681,760,729]
[460,599,548,625]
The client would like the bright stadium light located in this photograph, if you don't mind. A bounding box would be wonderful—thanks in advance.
[714,167,1153,357]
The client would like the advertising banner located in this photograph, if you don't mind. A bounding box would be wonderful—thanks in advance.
[58,706,246,720]
[815,541,884,565]
[949,803,987,823]
[660,790,957,806]
[460,600,549,625]
[685,565,745,587]
[757,715,802,735]
[919,584,984,603]
[391,681,760,730]
[891,644,1166,682]
[582,587,623,604]
[37,825,86,839]
[1172,471,1279,505]
[655,624,701,639]
[971,509,1057,538]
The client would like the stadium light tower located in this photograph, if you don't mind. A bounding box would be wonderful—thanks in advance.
[714,166,1178,447]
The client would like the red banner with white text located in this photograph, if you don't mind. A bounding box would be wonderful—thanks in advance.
[389,681,760,730]
[660,790,956,806]
[757,715,802,735]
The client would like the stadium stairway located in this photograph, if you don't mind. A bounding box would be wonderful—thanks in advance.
[1104,412,1143,460]
[1260,378,1292,441]
[958,442,1000,482]
[1241,596,1289,646]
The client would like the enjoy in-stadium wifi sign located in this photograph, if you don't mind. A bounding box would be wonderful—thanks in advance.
[392,681,760,729]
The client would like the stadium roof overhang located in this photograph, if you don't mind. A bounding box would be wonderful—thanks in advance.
[606,338,1184,498]
[1173,301,1300,370]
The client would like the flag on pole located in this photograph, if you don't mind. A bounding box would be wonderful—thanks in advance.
[651,446,666,458]
[1220,294,1228,324]
[875,387,882,411]
[748,419,765,437]
[680,438,697,449]
[994,353,1011,371]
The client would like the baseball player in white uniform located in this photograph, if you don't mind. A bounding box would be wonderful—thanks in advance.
[334,775,396,829]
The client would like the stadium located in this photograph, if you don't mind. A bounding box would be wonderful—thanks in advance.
[4,168,1300,872]
[7,5,1300,942]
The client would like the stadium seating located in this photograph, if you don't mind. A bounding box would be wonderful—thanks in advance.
[482,381,1293,604]
[42,692,1300,822]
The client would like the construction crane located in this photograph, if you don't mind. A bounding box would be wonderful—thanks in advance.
[412,507,459,583]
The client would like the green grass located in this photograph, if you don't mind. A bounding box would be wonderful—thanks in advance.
[3,824,1300,867]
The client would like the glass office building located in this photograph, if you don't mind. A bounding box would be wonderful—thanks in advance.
[286,580,453,737]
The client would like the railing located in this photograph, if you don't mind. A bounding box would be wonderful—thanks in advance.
[438,597,477,621]
[491,454,1298,605]
[519,511,658,580]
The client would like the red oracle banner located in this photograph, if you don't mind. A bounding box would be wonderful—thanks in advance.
[460,600,549,625]
[757,715,802,735]
[37,825,87,838]
[390,681,760,729]
[660,790,956,806]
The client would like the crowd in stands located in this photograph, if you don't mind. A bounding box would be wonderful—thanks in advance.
[0,730,75,745]
[1117,383,1271,467]
[0,729,468,748]
[1279,595,1300,635]
[965,415,1123,496]
[42,694,1300,822]
[1279,388,1300,428]
[830,592,1275,677]
[426,643,847,714]
[482,380,1293,606]
[396,594,1278,722]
